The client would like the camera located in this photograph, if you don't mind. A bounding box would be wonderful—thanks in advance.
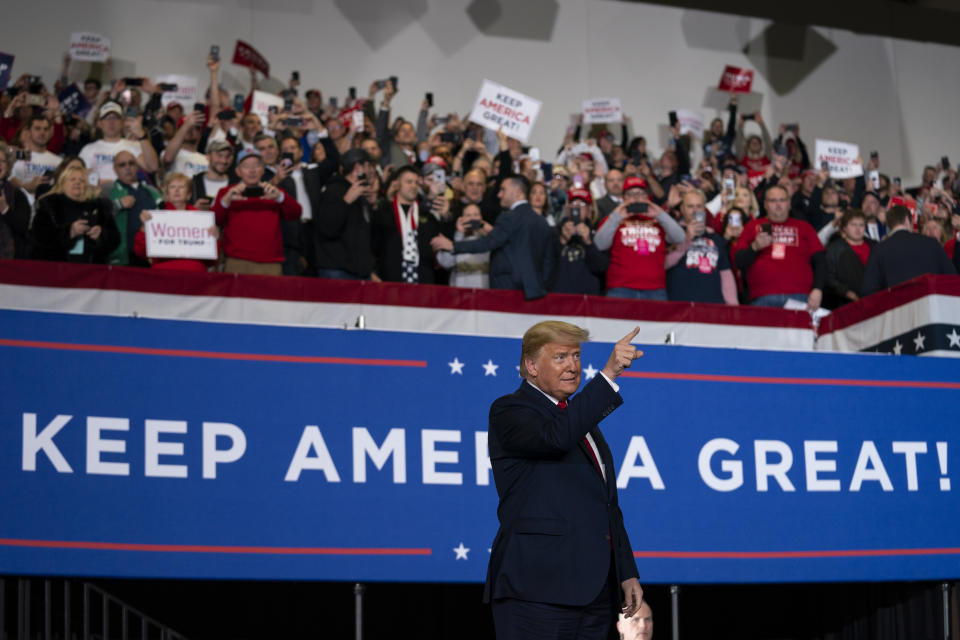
[193,102,206,113]
[242,185,264,198]
[357,172,368,186]
[282,117,303,127]
[158,83,178,93]
[425,92,433,108]
[693,210,706,235]
[291,70,299,82]
[217,109,237,121]
[15,149,31,161]
[125,106,139,118]
[281,152,295,167]
[464,219,483,232]
[626,202,648,215]
[761,222,773,233]
[349,87,357,100]
[283,95,293,112]
[209,45,220,62]
[27,76,44,94]
[123,77,143,87]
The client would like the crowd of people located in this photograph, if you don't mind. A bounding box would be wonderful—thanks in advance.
[1,52,958,310]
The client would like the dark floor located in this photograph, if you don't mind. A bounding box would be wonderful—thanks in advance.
[1,577,954,639]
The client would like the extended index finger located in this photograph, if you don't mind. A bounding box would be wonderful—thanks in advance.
[617,326,641,345]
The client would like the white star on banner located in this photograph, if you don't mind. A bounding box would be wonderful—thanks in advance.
[892,341,903,355]
[453,542,470,560]
[583,364,598,380]
[947,328,960,349]
[913,332,926,352]
[448,358,465,375]
[482,359,499,376]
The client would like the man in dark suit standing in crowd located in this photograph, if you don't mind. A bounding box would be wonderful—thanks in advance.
[430,175,553,299]
[483,320,645,640]
[861,204,956,296]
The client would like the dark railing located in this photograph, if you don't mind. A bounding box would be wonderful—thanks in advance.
[0,577,187,640]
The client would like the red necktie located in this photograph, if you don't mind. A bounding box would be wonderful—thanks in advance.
[558,401,603,476]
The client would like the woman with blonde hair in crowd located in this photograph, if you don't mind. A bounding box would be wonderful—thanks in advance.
[31,164,119,263]
[133,172,219,272]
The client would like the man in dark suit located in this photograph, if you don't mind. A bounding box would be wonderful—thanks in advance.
[273,134,339,276]
[484,321,644,640]
[861,204,956,296]
[430,175,553,299]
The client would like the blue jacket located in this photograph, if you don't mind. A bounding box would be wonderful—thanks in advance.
[454,201,553,299]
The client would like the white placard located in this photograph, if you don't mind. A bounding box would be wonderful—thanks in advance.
[676,109,704,138]
[468,79,541,143]
[145,210,218,260]
[155,74,199,109]
[815,139,864,179]
[251,90,284,128]
[582,97,623,124]
[69,32,111,62]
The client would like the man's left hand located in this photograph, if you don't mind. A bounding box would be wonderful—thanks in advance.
[430,234,453,252]
[621,578,644,618]
[807,287,823,311]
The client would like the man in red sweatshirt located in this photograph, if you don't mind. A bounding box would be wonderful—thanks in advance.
[213,148,301,275]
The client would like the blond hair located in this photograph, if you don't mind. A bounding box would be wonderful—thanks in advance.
[54,165,99,201]
[163,172,192,198]
[519,321,589,378]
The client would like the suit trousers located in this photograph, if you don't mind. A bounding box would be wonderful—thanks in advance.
[491,556,618,640]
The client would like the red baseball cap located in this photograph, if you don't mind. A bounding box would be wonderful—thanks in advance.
[623,176,648,193]
[567,188,592,204]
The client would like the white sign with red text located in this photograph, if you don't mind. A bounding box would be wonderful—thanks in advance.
[155,74,199,109]
[69,33,111,62]
[582,97,623,124]
[251,90,284,128]
[145,210,217,260]
[468,79,541,143]
[815,139,864,179]
[676,109,704,138]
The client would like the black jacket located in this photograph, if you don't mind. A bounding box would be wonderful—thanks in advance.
[31,194,120,263]
[824,236,876,308]
[861,229,956,296]
[371,198,438,284]
[314,174,374,278]
[0,182,32,259]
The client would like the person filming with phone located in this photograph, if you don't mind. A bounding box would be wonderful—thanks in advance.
[314,148,377,280]
[213,148,301,276]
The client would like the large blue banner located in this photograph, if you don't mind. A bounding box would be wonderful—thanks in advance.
[1,309,958,583]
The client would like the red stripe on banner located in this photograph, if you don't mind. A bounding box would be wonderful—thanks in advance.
[818,273,960,336]
[0,338,427,368]
[622,370,960,389]
[0,538,431,556]
[0,259,814,330]
[635,548,960,559]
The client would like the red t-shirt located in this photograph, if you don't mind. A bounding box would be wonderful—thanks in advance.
[735,216,824,299]
[849,241,871,266]
[604,215,668,291]
[740,155,770,173]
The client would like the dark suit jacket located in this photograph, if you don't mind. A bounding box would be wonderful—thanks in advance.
[483,376,638,607]
[453,201,554,299]
[861,229,956,296]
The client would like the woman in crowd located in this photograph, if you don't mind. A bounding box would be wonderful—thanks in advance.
[824,209,875,308]
[31,164,120,263]
[133,172,219,272]
[0,141,33,258]
[529,181,555,226]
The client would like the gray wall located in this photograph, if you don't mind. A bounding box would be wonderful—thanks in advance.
[4,0,957,184]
